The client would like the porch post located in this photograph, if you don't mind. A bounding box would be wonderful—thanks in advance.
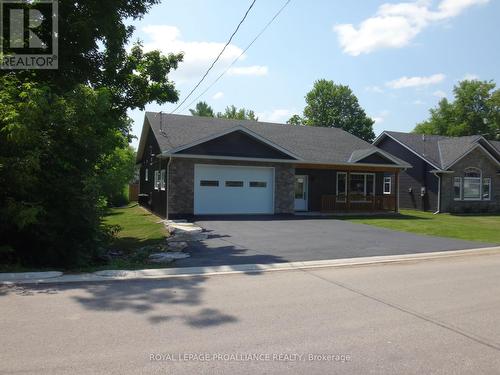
[346,171,350,210]
[394,171,400,213]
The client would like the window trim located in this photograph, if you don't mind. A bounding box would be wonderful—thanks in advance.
[463,177,482,201]
[249,181,267,188]
[154,170,159,190]
[160,170,166,190]
[383,176,392,195]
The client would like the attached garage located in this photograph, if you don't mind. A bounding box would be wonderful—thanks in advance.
[194,164,274,215]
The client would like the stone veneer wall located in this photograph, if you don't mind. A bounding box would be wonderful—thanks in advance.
[440,147,500,213]
[167,158,295,216]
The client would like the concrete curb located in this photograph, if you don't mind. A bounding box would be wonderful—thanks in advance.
[2,246,500,285]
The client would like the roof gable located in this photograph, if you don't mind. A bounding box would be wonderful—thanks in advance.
[175,129,297,160]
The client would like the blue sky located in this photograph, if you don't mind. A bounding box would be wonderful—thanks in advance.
[128,0,499,148]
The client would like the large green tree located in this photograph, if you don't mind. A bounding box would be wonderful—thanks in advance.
[290,79,375,142]
[414,80,500,139]
[0,1,183,267]
[189,101,215,117]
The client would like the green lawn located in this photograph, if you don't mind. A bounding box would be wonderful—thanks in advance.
[343,209,500,243]
[103,203,168,252]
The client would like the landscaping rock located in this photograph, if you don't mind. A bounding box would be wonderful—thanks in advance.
[166,241,188,251]
[149,252,190,263]
[167,232,208,242]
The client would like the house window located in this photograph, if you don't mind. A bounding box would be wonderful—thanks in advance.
[154,170,159,190]
[200,180,219,187]
[160,170,166,190]
[454,177,462,200]
[383,177,392,195]
[225,181,244,187]
[483,178,491,200]
[145,168,149,182]
[250,181,267,188]
[350,173,375,202]
[454,168,491,201]
[463,167,482,200]
[336,172,347,202]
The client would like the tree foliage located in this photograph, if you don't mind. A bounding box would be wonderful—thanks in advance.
[289,79,375,142]
[286,114,304,125]
[414,80,500,139]
[0,1,182,267]
[189,101,215,117]
[97,146,136,207]
[217,105,258,121]
[189,102,258,121]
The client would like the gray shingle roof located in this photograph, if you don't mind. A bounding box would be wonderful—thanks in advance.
[381,131,500,169]
[143,112,408,166]
[492,140,500,153]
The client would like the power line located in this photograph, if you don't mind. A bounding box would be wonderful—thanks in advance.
[179,0,292,114]
[170,0,257,114]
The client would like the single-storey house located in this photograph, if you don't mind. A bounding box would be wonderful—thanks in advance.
[374,131,500,213]
[136,113,410,218]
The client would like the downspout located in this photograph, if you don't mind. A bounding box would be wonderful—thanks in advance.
[432,172,441,214]
[165,157,173,220]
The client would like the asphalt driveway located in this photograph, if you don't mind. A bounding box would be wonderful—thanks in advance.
[174,216,491,268]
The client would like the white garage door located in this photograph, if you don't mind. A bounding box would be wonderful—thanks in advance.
[194,164,274,215]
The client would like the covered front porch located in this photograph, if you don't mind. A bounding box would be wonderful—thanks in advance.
[293,164,400,213]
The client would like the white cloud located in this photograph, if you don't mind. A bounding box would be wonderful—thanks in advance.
[413,99,426,105]
[212,91,224,100]
[463,73,479,80]
[333,0,489,56]
[258,109,295,123]
[371,110,390,124]
[227,65,269,76]
[141,25,246,81]
[386,73,445,89]
[433,90,447,98]
[365,85,385,93]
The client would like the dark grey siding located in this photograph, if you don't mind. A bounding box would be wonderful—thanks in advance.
[357,153,396,165]
[138,126,167,217]
[177,131,294,159]
[377,136,439,211]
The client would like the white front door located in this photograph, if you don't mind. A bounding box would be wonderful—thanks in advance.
[294,175,308,211]
[194,164,274,215]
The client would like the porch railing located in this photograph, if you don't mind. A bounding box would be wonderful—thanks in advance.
[321,194,397,212]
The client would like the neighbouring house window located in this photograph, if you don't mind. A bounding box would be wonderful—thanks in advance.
[463,167,482,200]
[336,172,347,202]
[225,181,244,187]
[383,177,392,195]
[145,168,149,181]
[350,173,375,202]
[483,178,491,200]
[250,181,267,188]
[154,170,159,190]
[160,170,166,190]
[454,168,491,201]
[200,180,219,187]
[454,177,462,200]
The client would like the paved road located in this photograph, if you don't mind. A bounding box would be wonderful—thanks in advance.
[175,217,491,267]
[2,253,500,374]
